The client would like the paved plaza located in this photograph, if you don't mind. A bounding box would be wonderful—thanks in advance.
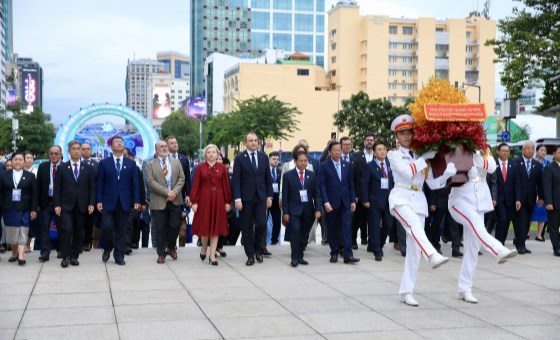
[1,238,560,340]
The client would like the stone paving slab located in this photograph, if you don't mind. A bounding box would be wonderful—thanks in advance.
[1,238,560,339]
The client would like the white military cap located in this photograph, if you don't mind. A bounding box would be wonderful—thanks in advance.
[391,114,415,132]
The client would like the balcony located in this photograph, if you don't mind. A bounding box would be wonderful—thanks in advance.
[388,64,416,70]
[466,39,479,45]
[435,58,449,70]
[388,37,416,44]
[436,32,449,45]
[465,52,479,59]
[388,51,417,57]
[465,65,479,72]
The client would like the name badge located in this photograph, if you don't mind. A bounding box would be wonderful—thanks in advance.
[166,179,172,190]
[381,178,389,189]
[272,183,279,193]
[48,188,53,196]
[299,190,309,203]
[12,189,22,202]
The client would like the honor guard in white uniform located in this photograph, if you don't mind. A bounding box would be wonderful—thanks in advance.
[388,114,450,307]
[426,150,518,304]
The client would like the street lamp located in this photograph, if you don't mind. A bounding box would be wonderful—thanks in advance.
[12,117,18,154]
[461,82,481,103]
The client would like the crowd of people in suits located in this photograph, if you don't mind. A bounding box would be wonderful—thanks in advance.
[1,125,559,305]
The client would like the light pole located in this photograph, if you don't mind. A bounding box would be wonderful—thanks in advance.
[12,117,19,153]
[461,82,481,103]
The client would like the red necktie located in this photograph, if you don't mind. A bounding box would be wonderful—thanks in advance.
[52,164,57,184]
[162,158,168,177]
[501,162,507,182]
[380,161,387,178]
[299,170,304,188]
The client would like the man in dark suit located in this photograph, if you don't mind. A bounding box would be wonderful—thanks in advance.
[494,143,521,244]
[361,140,393,261]
[318,141,359,264]
[80,142,99,251]
[54,140,95,267]
[96,136,140,265]
[232,132,273,266]
[165,136,192,205]
[268,151,282,245]
[513,141,544,254]
[37,145,63,262]
[223,158,241,245]
[543,145,560,257]
[123,148,148,252]
[423,185,449,255]
[352,133,375,249]
[282,150,321,266]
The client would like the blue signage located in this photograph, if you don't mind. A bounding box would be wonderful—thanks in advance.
[501,131,511,142]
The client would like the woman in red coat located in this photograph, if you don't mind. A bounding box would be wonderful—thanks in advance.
[191,144,231,265]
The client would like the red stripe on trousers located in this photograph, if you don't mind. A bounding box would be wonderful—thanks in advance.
[451,205,498,256]
[392,208,429,257]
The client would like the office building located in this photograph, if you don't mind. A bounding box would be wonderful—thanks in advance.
[147,72,189,125]
[328,1,496,113]
[1,0,13,108]
[125,58,165,117]
[157,51,190,80]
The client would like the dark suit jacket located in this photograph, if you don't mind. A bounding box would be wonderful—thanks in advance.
[281,168,321,217]
[54,161,96,213]
[232,150,273,202]
[487,172,498,202]
[361,158,394,209]
[172,153,192,198]
[308,156,320,173]
[96,156,140,212]
[0,170,38,212]
[424,185,450,209]
[318,158,355,210]
[495,159,521,207]
[515,157,544,206]
[543,161,560,209]
[36,161,62,209]
[270,166,281,201]
[352,151,368,200]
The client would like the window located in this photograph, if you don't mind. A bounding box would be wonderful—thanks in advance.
[436,27,444,32]
[295,0,313,11]
[389,26,398,34]
[389,43,397,49]
[331,43,337,50]
[316,15,324,33]
[402,70,412,77]
[294,34,313,52]
[251,32,270,50]
[273,33,292,51]
[274,0,291,10]
[316,35,324,53]
[403,26,413,35]
[403,43,413,50]
[240,21,247,29]
[316,56,324,67]
[466,59,474,65]
[228,20,237,28]
[390,97,397,103]
[297,69,310,76]
[252,0,270,9]
[330,70,336,77]
[388,70,397,76]
[330,29,337,37]
[402,57,413,63]
[317,0,325,12]
[295,14,313,32]
[389,56,397,63]
[388,83,397,90]
[331,57,336,64]
[466,46,473,52]
[402,84,413,90]
[273,13,292,31]
[466,31,472,38]
[252,11,270,30]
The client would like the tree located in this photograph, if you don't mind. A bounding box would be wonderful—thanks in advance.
[208,95,301,150]
[160,109,206,157]
[16,106,55,156]
[0,117,12,154]
[486,0,560,110]
[333,91,410,148]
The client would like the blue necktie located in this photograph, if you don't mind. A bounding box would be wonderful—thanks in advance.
[526,160,531,175]
[251,152,257,170]
[335,162,341,180]
[409,150,414,159]
[116,158,121,177]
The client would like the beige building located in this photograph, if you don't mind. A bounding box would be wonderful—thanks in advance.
[328,2,496,113]
[223,57,339,154]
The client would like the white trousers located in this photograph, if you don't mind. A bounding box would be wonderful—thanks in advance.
[391,205,437,294]
[449,203,506,293]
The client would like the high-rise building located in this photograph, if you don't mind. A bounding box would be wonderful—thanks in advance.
[0,0,13,109]
[328,2,496,112]
[190,0,327,99]
[147,72,189,125]
[125,58,164,117]
[157,51,190,80]
[16,57,43,113]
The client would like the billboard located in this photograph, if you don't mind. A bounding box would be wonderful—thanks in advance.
[6,84,17,105]
[21,66,39,112]
[152,85,172,119]
[188,96,207,120]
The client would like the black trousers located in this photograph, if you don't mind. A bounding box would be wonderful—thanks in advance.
[546,209,560,252]
[127,210,140,247]
[446,214,463,252]
[102,200,130,261]
[425,206,447,251]
[240,198,267,258]
[40,199,61,257]
[132,212,150,248]
[227,212,241,245]
[351,202,368,245]
[514,201,535,249]
[395,220,407,256]
[495,202,515,244]
[59,207,86,259]
[326,206,353,258]
[367,205,393,257]
[289,213,315,261]
[153,203,182,256]
[269,201,282,245]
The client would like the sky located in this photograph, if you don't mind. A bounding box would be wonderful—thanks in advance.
[13,0,522,123]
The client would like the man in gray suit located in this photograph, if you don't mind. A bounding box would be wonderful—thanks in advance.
[145,141,185,264]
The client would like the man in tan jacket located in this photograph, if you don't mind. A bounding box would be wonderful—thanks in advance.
[146,140,185,264]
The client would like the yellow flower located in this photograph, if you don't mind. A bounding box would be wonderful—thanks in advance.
[410,77,468,126]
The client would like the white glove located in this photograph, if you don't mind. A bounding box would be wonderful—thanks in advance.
[442,162,457,180]
[473,152,484,169]
[420,150,437,160]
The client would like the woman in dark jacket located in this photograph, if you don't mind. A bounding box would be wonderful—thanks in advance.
[0,152,38,265]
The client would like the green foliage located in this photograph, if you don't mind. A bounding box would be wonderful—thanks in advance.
[333,91,410,148]
[207,95,301,149]
[160,109,206,157]
[511,122,531,142]
[0,117,12,154]
[486,0,560,110]
[13,106,56,156]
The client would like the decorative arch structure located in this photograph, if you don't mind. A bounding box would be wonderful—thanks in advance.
[54,103,159,161]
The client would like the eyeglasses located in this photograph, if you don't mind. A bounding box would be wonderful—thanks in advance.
[49,152,60,155]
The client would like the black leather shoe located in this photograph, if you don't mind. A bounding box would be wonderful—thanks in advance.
[115,259,126,265]
[361,240,368,245]
[217,249,227,257]
[102,251,110,262]
[39,254,49,262]
[338,249,344,256]
[344,257,360,264]
[517,248,526,255]
[351,244,358,250]
[366,245,373,253]
[261,248,272,256]
[291,260,298,267]
[200,252,207,261]
[61,258,69,268]
[18,259,26,266]
[330,255,338,263]
[255,254,263,263]
[246,257,255,266]
[524,248,532,254]
[374,256,382,261]
[536,236,545,242]
[131,244,139,249]
[452,250,463,258]
[9,256,17,262]
[70,258,79,266]
[124,247,132,255]
[554,250,560,257]
[436,248,443,255]
[442,236,448,243]
[57,251,63,259]
[298,258,309,265]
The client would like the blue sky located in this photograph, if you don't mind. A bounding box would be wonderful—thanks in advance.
[14,0,521,123]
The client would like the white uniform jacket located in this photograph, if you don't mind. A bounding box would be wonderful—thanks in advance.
[388,147,429,217]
